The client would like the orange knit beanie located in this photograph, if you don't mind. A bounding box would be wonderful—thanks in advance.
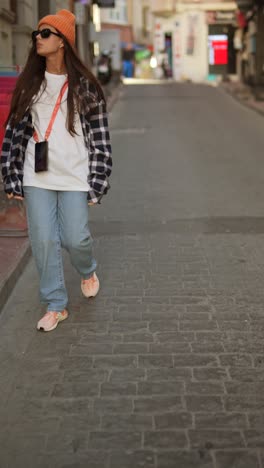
[38,9,75,46]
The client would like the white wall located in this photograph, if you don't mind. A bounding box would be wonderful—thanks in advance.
[154,11,208,82]
[180,10,208,82]
[100,0,128,25]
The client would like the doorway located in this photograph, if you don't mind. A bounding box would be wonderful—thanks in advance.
[165,32,173,77]
[208,24,236,76]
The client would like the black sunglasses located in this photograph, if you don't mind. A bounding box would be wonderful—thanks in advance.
[32,28,62,41]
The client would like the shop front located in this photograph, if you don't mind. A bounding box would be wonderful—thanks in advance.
[234,0,264,88]
[207,10,237,79]
[153,4,237,83]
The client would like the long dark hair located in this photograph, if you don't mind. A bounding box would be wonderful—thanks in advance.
[6,33,105,135]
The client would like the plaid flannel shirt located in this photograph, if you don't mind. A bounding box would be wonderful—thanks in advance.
[0,77,112,204]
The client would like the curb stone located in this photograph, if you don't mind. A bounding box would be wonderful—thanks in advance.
[0,238,31,312]
[220,83,264,118]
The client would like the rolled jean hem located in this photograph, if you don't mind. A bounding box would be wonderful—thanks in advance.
[82,270,96,281]
[46,306,68,313]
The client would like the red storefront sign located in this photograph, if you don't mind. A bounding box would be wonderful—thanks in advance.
[208,34,228,65]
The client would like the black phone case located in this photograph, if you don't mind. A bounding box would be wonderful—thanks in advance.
[35,141,48,172]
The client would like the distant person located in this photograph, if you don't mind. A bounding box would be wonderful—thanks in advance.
[158,49,170,78]
[1,10,112,332]
[122,44,134,78]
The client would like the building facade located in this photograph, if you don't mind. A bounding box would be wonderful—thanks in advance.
[0,0,72,70]
[100,0,133,43]
[151,0,237,82]
[0,0,15,69]
[235,0,264,87]
[132,0,154,46]
[0,0,104,71]
[92,0,132,72]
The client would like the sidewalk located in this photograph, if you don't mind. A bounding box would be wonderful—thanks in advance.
[221,80,264,117]
[0,77,122,312]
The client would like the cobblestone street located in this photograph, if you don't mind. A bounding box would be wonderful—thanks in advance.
[1,82,264,467]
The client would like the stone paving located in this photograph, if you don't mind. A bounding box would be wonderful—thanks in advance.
[1,82,264,468]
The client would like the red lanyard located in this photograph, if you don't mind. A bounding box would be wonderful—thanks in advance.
[33,80,68,143]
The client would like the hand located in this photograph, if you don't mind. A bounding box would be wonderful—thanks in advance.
[7,193,24,201]
[88,202,95,206]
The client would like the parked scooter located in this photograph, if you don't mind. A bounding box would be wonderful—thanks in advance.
[97,50,112,85]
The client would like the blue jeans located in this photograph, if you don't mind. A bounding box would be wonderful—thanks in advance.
[24,187,97,312]
[123,60,134,78]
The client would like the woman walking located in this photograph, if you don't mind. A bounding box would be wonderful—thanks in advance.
[1,10,112,332]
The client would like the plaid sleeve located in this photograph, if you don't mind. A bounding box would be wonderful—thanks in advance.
[0,122,20,195]
[1,114,33,197]
[87,98,112,204]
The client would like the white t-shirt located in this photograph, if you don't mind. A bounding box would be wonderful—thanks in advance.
[23,71,89,191]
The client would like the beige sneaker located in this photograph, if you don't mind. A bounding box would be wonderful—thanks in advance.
[37,310,68,332]
[81,273,100,298]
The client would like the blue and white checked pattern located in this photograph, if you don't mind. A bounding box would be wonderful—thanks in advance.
[1,78,112,204]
